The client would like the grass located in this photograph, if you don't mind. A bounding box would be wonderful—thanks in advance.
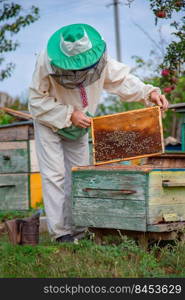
[0,229,185,278]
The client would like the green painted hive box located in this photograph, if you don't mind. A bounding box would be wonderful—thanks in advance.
[72,163,185,232]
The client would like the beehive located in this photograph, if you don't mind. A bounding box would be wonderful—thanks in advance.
[91,106,164,165]
[72,160,185,233]
[0,121,42,209]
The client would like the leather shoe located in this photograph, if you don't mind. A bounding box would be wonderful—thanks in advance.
[56,234,75,243]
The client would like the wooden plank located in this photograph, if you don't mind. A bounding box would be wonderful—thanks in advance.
[73,197,146,216]
[0,125,29,141]
[0,174,29,210]
[72,170,147,200]
[29,140,40,172]
[0,142,29,173]
[73,213,146,231]
[91,106,164,165]
[0,141,27,150]
[72,165,153,172]
[147,222,185,232]
[30,173,43,208]
[0,121,34,141]
[147,204,185,224]
[145,153,185,168]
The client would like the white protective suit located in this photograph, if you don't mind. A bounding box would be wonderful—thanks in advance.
[29,50,160,239]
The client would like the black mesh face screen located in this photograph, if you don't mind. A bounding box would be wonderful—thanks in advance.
[49,52,107,89]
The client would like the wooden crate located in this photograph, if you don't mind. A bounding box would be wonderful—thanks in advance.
[72,164,185,233]
[91,106,164,165]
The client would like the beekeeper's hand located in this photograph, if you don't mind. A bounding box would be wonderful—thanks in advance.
[71,110,91,128]
[149,91,169,111]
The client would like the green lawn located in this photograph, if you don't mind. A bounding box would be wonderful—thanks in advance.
[0,229,185,278]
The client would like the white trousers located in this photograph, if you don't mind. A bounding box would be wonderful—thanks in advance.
[34,121,89,239]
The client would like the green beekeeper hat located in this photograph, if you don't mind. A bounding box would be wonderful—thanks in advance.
[47,23,106,70]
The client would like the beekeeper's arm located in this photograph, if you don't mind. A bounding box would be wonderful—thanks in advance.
[28,51,74,131]
[103,56,168,110]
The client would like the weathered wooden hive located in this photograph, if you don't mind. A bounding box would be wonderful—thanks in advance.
[0,121,42,209]
[72,161,185,233]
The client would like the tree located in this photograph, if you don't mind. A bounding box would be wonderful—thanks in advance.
[161,17,185,74]
[153,1,185,76]
[0,0,39,81]
[99,1,185,139]
[128,1,185,77]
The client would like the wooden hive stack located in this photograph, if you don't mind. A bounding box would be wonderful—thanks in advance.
[0,121,42,210]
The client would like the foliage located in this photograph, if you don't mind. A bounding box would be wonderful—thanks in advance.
[6,97,28,110]
[146,76,185,137]
[131,51,163,79]
[0,110,15,125]
[161,17,185,74]
[126,0,185,138]
[149,0,185,20]
[150,1,185,75]
[129,1,185,78]
[0,0,39,80]
[98,1,185,138]
[96,94,144,117]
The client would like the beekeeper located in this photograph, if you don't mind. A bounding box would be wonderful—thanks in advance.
[29,23,169,243]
